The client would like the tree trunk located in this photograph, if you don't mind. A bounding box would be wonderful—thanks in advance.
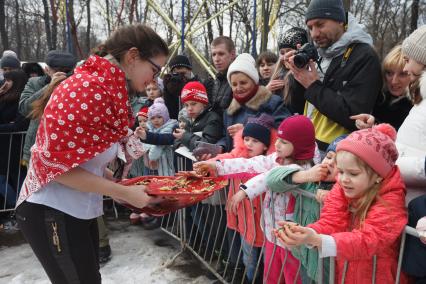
[105,0,111,35]
[229,4,233,38]
[86,0,91,55]
[42,0,53,51]
[68,0,83,58]
[135,0,141,22]
[14,0,22,58]
[0,0,9,51]
[143,1,149,24]
[166,0,174,45]
[129,0,137,24]
[49,0,58,49]
[410,0,419,32]
[116,0,125,28]
[203,1,214,44]
[371,0,380,40]
[260,0,271,53]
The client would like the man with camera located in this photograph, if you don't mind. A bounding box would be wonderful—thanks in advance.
[285,0,382,152]
[163,55,199,119]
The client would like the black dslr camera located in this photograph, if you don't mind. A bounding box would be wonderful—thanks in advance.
[293,43,319,68]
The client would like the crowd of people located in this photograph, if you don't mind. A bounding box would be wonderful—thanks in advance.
[0,0,425,283]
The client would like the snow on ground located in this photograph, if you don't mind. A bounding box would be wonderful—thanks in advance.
[0,218,217,284]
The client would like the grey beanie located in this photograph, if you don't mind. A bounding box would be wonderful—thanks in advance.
[305,0,345,23]
[0,56,21,69]
[2,50,18,59]
[45,50,77,69]
[402,25,426,66]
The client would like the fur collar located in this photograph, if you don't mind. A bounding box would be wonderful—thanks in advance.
[227,86,273,115]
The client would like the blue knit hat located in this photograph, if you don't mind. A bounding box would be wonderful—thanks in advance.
[305,0,346,23]
[243,113,274,147]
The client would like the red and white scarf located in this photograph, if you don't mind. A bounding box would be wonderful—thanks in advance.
[17,55,132,206]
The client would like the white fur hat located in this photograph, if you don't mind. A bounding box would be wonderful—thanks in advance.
[227,53,259,85]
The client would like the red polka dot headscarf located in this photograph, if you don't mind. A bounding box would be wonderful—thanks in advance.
[18,55,131,206]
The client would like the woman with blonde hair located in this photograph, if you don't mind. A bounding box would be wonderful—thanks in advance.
[372,45,412,130]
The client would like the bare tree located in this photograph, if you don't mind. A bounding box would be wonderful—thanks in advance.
[0,0,9,51]
[86,0,91,55]
[14,0,22,57]
[41,0,53,50]
[411,0,420,32]
[50,0,59,49]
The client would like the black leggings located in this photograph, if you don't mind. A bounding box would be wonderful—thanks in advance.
[16,201,101,284]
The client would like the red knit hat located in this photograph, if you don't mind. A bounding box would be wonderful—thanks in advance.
[181,81,209,105]
[277,115,315,160]
[137,106,149,118]
[336,124,398,178]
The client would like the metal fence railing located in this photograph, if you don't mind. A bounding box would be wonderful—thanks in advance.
[1,132,422,283]
[158,150,422,284]
[0,131,26,213]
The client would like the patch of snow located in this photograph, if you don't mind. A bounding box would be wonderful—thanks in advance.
[0,220,215,284]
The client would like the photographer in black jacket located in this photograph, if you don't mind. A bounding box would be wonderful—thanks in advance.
[285,0,382,153]
[163,55,199,119]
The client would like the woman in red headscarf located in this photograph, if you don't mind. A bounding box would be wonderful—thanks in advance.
[15,25,169,284]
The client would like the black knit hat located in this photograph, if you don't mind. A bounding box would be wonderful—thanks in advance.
[0,56,21,69]
[45,50,77,69]
[242,113,274,147]
[305,0,346,23]
[169,55,192,72]
[278,27,309,50]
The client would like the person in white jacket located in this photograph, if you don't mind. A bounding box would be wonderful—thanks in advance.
[352,26,426,202]
[351,26,426,281]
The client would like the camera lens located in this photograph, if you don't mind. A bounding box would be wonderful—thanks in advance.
[294,53,309,68]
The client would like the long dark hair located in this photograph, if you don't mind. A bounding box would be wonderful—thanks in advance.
[93,24,169,62]
[0,70,28,103]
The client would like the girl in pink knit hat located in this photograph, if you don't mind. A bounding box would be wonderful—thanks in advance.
[275,123,408,284]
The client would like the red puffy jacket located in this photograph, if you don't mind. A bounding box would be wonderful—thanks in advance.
[309,167,408,284]
[213,128,278,247]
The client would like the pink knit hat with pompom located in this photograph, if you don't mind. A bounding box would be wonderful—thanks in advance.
[336,123,399,178]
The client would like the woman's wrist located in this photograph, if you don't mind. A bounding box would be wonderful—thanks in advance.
[309,232,322,249]
[109,183,129,201]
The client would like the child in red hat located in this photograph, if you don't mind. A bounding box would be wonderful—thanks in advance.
[136,106,149,130]
[173,81,223,151]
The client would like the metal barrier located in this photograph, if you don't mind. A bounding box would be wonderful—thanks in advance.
[0,131,26,213]
[1,131,422,283]
[159,150,422,284]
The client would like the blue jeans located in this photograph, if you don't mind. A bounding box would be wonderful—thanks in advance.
[241,237,261,282]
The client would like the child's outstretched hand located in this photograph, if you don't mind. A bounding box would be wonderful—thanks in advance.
[135,126,147,140]
[173,128,185,140]
[274,221,321,249]
[193,161,217,176]
[292,164,328,183]
[226,190,247,214]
